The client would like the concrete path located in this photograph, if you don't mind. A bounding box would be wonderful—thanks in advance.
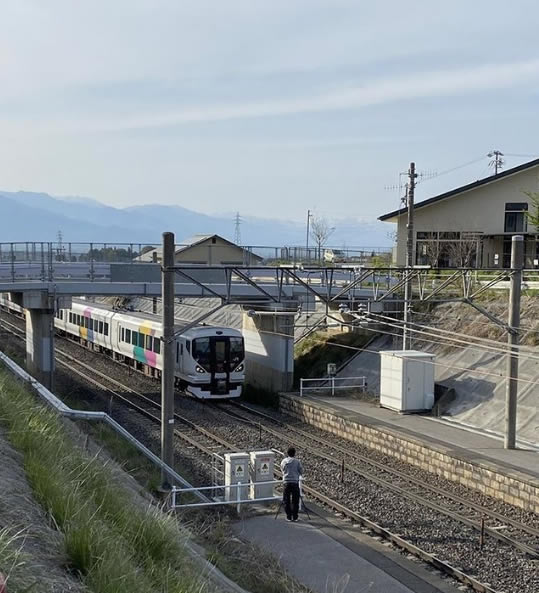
[233,514,452,593]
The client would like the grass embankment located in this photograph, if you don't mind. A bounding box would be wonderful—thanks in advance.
[294,330,373,386]
[0,369,217,593]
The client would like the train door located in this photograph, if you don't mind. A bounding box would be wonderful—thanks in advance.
[210,337,230,394]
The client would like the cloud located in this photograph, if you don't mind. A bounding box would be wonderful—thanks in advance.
[31,58,538,133]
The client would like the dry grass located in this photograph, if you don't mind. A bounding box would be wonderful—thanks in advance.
[0,369,226,593]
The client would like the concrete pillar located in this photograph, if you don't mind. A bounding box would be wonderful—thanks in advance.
[242,307,295,392]
[26,307,55,390]
[15,291,71,391]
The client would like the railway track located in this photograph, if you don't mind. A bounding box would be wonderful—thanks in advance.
[1,313,536,593]
[219,401,539,560]
[0,316,236,461]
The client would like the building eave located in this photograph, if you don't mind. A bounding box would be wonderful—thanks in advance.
[378,157,539,222]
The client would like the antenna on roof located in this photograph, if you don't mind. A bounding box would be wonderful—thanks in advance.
[234,212,242,245]
[487,150,504,175]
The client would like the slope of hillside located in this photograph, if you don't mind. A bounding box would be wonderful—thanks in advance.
[0,190,391,246]
[412,297,539,446]
[337,296,539,446]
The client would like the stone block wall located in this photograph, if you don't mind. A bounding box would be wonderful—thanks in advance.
[279,394,539,514]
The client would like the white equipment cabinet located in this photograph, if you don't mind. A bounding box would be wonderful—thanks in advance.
[249,450,275,500]
[224,452,250,502]
[379,350,435,412]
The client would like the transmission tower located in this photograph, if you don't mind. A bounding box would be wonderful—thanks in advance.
[234,212,242,245]
[488,150,504,175]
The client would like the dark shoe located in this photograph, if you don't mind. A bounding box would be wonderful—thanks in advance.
[286,517,292,522]
[292,517,299,522]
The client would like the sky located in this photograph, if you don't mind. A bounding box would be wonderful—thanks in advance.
[1,0,539,223]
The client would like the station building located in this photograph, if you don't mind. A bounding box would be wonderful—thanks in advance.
[379,158,539,268]
[135,234,263,266]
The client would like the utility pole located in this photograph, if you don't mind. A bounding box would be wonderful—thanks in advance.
[161,231,175,489]
[504,234,524,449]
[403,162,417,350]
[306,209,311,252]
[488,150,504,175]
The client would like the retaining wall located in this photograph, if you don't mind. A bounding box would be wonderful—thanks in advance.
[279,393,539,514]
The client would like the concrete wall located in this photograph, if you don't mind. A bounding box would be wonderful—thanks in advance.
[243,311,294,392]
[279,394,539,513]
[393,166,539,265]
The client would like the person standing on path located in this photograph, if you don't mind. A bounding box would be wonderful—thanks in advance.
[280,447,303,522]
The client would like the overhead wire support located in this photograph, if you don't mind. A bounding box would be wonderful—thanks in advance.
[160,231,176,490]
[403,162,417,349]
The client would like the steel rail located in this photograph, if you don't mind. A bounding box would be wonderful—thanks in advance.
[0,317,237,459]
[0,317,504,593]
[223,402,539,558]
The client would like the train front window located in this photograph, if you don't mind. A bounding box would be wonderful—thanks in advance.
[229,337,244,370]
[193,337,210,369]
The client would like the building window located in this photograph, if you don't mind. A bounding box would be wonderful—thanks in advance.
[504,203,528,233]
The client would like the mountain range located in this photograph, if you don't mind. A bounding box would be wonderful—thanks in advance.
[0,191,392,248]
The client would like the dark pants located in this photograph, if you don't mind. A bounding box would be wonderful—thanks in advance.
[283,482,300,520]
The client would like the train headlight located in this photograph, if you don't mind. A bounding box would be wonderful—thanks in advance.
[234,363,244,373]
[195,365,206,374]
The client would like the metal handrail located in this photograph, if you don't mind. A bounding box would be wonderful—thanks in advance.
[300,376,366,397]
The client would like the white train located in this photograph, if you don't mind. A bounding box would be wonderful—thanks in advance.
[0,295,244,399]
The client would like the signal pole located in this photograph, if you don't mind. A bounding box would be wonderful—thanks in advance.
[403,162,417,350]
[504,235,524,449]
[161,232,175,489]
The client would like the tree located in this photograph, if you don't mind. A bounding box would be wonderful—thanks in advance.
[524,191,539,231]
[309,215,335,260]
[445,235,479,267]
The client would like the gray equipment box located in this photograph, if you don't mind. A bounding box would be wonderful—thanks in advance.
[224,452,250,502]
[249,450,275,500]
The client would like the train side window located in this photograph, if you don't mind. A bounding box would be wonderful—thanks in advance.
[146,335,152,350]
[153,338,160,354]
[104,323,109,336]
[185,340,190,354]
[121,327,125,342]
[176,342,179,362]
[131,331,137,345]
[77,315,81,326]
[138,333,144,348]
[85,317,90,329]
[99,321,104,334]
[180,343,184,356]
[69,312,72,323]
[126,328,131,343]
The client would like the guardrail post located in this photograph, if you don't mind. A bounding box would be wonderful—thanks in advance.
[40,242,45,281]
[300,379,303,397]
[331,377,335,396]
[171,487,177,509]
[10,243,15,282]
[89,243,95,281]
[48,242,54,281]
[236,481,241,514]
